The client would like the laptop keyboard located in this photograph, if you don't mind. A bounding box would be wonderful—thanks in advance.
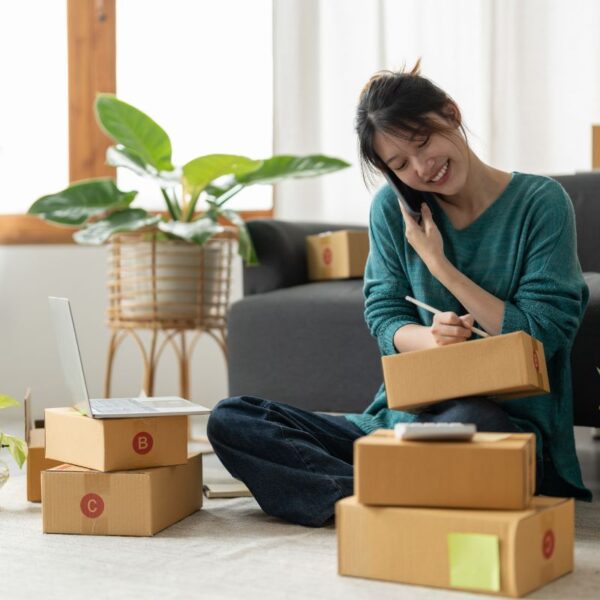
[91,398,159,414]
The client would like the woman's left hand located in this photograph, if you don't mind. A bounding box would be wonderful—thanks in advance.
[399,201,446,273]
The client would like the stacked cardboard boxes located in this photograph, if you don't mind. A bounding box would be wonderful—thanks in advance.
[40,407,202,536]
[337,333,574,597]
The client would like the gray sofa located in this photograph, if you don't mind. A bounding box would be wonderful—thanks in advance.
[227,171,600,427]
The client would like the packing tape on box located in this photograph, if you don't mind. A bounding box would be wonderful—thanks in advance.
[472,433,512,443]
[80,472,111,535]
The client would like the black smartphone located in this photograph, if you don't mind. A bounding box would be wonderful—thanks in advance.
[380,164,425,225]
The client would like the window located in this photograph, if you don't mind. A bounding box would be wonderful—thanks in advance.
[116,0,274,211]
[0,1,68,214]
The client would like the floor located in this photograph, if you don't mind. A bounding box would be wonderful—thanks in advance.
[1,416,599,600]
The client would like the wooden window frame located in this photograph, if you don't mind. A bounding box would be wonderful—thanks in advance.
[0,0,272,245]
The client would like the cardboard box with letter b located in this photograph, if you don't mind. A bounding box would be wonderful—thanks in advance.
[44,407,188,472]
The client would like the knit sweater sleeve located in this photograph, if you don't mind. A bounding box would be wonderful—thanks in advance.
[363,186,422,356]
[501,181,589,361]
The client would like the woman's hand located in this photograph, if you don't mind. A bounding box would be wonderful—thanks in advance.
[399,201,446,272]
[430,312,474,346]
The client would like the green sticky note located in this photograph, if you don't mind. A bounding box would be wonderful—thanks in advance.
[447,532,500,592]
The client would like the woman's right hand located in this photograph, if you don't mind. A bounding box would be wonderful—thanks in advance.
[429,312,474,346]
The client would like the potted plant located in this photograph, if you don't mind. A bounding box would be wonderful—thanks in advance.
[28,95,350,324]
[0,394,27,489]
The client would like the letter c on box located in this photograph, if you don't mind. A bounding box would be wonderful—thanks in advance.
[80,493,104,518]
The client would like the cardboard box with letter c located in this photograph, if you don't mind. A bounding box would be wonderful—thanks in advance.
[42,453,202,536]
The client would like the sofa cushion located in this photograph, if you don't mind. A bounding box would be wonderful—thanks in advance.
[572,272,600,425]
[228,279,381,413]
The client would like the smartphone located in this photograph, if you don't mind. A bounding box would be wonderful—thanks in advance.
[380,164,425,225]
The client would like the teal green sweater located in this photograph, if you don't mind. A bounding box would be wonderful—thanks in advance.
[346,172,591,500]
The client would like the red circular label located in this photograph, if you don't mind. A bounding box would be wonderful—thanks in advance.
[542,529,555,559]
[323,247,333,265]
[80,493,104,518]
[132,431,154,455]
[533,349,540,371]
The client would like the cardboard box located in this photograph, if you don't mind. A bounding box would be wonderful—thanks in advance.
[355,430,535,510]
[45,407,187,472]
[306,230,369,280]
[337,496,573,597]
[26,429,63,502]
[24,390,63,502]
[42,453,202,536]
[383,331,550,411]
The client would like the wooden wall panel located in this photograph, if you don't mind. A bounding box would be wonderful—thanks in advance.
[593,125,600,170]
[67,0,116,182]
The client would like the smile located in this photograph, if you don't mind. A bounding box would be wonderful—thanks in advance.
[429,160,450,184]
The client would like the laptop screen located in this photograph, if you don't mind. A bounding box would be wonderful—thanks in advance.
[48,297,92,416]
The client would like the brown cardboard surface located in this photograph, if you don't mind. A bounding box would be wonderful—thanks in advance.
[337,496,574,597]
[382,331,550,411]
[306,230,369,280]
[42,453,203,536]
[26,428,62,502]
[44,407,188,472]
[355,430,535,510]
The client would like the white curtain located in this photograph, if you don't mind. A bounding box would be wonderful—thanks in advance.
[273,0,600,223]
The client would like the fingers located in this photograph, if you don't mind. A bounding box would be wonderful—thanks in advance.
[459,313,474,327]
[431,311,473,341]
[421,203,434,233]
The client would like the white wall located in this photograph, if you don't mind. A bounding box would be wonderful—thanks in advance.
[0,245,242,425]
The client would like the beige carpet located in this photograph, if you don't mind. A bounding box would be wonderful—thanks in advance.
[1,421,599,599]
[0,456,598,600]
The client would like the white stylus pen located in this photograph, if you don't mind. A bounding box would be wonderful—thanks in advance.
[404,295,490,338]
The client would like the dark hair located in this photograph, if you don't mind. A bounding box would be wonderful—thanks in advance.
[355,58,468,187]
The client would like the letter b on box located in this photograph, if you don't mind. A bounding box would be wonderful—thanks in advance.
[132,431,154,455]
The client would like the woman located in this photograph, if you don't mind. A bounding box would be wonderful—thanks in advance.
[207,61,591,527]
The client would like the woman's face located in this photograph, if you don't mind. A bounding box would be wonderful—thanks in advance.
[372,112,468,194]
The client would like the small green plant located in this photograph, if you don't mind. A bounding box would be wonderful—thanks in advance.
[28,95,350,265]
[0,394,27,469]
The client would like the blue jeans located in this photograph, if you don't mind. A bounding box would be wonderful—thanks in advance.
[207,396,526,527]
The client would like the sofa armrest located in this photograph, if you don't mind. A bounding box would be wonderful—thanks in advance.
[244,219,367,295]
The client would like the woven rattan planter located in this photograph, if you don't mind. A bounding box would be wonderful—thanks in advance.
[107,229,237,330]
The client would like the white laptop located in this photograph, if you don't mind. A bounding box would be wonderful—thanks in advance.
[49,296,212,419]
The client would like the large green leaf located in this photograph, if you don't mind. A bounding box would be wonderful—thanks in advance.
[158,218,225,246]
[0,395,19,410]
[236,154,350,185]
[219,209,257,265]
[107,146,181,188]
[74,209,161,245]
[1,433,27,469]
[28,179,137,225]
[95,94,174,172]
[182,154,262,196]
